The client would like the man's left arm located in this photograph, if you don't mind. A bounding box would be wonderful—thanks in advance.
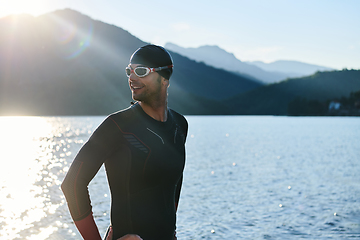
[173,174,183,240]
[174,175,183,211]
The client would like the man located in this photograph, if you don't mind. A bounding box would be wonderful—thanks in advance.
[61,45,188,240]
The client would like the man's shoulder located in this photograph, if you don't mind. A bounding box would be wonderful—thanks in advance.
[169,109,188,129]
[110,104,135,117]
[108,104,138,124]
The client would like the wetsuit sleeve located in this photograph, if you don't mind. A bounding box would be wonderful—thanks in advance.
[61,117,123,238]
[182,118,188,142]
[175,114,188,211]
[174,175,183,211]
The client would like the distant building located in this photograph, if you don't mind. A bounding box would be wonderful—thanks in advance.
[328,100,341,111]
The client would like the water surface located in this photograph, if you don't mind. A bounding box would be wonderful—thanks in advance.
[0,116,359,239]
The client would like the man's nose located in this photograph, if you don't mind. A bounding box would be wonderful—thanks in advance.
[129,75,137,82]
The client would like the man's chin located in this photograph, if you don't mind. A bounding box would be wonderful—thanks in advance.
[132,94,140,101]
[132,96,143,103]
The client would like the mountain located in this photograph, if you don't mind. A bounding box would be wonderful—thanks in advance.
[1,10,358,117]
[224,69,360,115]
[165,43,286,84]
[165,43,334,84]
[0,9,262,116]
[248,60,334,77]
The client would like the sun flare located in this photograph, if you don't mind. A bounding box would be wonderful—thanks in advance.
[0,0,52,18]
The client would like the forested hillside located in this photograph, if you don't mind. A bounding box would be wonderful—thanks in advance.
[225,69,360,115]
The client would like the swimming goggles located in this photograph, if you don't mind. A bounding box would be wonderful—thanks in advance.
[125,65,173,78]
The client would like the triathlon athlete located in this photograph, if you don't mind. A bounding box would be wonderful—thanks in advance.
[61,45,188,240]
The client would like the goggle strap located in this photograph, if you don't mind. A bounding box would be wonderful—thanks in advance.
[153,65,173,71]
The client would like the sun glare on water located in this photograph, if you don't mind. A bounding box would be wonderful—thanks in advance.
[0,117,66,240]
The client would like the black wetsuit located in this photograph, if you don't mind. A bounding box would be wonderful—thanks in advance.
[62,103,188,240]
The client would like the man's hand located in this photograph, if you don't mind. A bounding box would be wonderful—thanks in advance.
[106,227,143,240]
[118,234,143,240]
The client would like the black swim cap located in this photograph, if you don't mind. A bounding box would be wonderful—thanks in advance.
[130,44,173,80]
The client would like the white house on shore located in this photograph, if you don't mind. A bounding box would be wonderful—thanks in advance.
[328,100,341,111]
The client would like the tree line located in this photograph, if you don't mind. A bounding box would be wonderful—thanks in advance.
[288,90,360,116]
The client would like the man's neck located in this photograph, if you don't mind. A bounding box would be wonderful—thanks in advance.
[139,101,168,122]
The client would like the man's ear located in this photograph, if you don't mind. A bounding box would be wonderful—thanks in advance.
[162,78,170,87]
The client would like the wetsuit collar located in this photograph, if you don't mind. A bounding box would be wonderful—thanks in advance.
[132,102,174,130]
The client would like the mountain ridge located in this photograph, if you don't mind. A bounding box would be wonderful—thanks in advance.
[165,42,334,84]
[248,60,334,77]
[1,9,358,116]
[0,9,262,116]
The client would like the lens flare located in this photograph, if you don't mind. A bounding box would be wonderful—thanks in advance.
[57,20,77,44]
[65,23,93,60]
[49,14,93,60]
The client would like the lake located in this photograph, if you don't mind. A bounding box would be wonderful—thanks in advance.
[0,116,359,239]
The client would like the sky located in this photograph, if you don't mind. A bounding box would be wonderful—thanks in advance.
[0,0,359,70]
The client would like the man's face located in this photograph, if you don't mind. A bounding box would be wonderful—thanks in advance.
[127,64,163,103]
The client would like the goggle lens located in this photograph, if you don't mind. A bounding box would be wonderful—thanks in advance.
[134,67,148,76]
[125,66,150,77]
[125,65,173,78]
[125,68,131,76]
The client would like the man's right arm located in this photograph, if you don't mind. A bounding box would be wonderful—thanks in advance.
[74,213,102,240]
[61,117,123,239]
